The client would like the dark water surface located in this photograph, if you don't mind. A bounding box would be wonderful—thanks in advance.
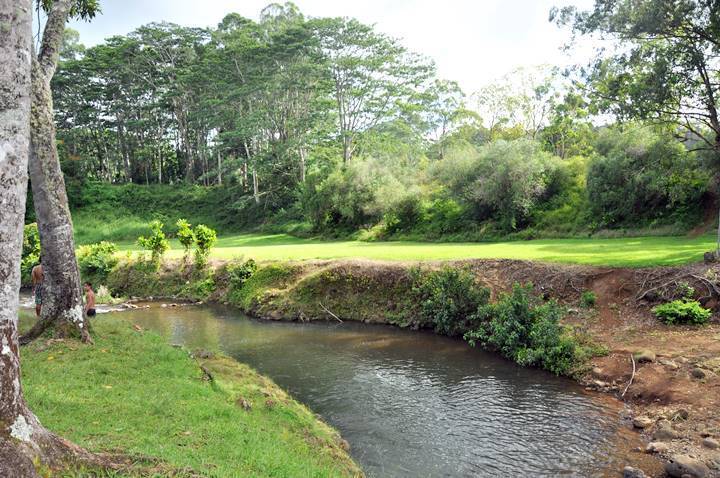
[22,301,639,477]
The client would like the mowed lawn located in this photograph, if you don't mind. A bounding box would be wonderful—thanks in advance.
[115,233,717,267]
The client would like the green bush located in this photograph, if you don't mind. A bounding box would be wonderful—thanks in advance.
[193,224,217,268]
[77,241,119,285]
[176,219,195,259]
[21,223,41,285]
[465,283,580,375]
[137,220,169,265]
[411,267,490,336]
[227,259,258,289]
[580,290,596,308]
[652,299,711,325]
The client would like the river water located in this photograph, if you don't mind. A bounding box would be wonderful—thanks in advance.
[20,301,642,477]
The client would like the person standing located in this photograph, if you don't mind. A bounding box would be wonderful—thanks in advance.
[31,258,43,317]
[83,282,96,317]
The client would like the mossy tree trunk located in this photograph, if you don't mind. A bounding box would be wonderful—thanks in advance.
[0,2,96,474]
[20,0,91,345]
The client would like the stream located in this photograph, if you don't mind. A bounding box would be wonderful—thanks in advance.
[20,301,643,477]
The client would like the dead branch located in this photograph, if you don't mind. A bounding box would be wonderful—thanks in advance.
[622,354,636,398]
[319,302,343,323]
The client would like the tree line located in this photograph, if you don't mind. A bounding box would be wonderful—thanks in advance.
[53,1,720,238]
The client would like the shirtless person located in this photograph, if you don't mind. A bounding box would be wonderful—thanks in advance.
[84,282,96,317]
[31,258,43,317]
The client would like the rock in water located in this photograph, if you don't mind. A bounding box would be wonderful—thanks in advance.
[665,455,710,478]
[623,466,647,478]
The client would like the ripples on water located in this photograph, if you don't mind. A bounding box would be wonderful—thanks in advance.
[20,301,634,477]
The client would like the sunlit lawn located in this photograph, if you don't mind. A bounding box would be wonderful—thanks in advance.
[115,233,717,267]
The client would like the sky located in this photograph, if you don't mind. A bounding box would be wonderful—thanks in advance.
[66,0,596,95]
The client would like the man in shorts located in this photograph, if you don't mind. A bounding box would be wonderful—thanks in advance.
[31,258,43,317]
[84,282,96,317]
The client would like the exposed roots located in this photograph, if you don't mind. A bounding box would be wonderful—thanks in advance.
[633,264,720,304]
[19,315,93,346]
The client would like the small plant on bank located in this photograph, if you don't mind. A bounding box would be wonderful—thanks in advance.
[410,266,490,336]
[580,290,596,308]
[77,241,119,285]
[675,281,695,299]
[176,219,195,262]
[137,220,169,266]
[227,258,258,288]
[652,299,711,325]
[465,283,581,376]
[193,224,217,268]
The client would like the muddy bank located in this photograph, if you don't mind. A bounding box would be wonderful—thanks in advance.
[107,258,720,477]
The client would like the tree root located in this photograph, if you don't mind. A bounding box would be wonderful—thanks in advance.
[19,315,93,346]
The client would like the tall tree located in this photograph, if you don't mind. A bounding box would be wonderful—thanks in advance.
[21,0,97,344]
[312,17,434,162]
[0,1,97,472]
[553,0,720,151]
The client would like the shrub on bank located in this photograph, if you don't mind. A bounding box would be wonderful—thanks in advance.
[652,299,711,325]
[176,219,195,260]
[193,224,217,268]
[137,220,170,266]
[466,283,580,376]
[411,266,490,336]
[77,241,119,286]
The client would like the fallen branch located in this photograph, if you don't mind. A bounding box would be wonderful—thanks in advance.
[319,303,343,323]
[622,353,636,398]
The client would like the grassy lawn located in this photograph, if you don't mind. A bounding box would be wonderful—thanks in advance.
[21,316,361,478]
[115,232,717,267]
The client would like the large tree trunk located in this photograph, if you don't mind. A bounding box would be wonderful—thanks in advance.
[0,2,98,474]
[20,0,91,345]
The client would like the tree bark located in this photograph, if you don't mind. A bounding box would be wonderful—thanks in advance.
[20,0,91,345]
[0,2,99,474]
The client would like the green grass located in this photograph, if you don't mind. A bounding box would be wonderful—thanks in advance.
[21,317,361,478]
[116,232,717,267]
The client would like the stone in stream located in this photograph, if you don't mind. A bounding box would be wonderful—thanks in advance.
[623,466,647,478]
[664,455,710,478]
[703,437,719,450]
[635,350,656,363]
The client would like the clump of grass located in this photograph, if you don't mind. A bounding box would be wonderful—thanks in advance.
[580,290,596,308]
[22,318,361,478]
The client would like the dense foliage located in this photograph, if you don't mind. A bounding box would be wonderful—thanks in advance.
[77,241,119,285]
